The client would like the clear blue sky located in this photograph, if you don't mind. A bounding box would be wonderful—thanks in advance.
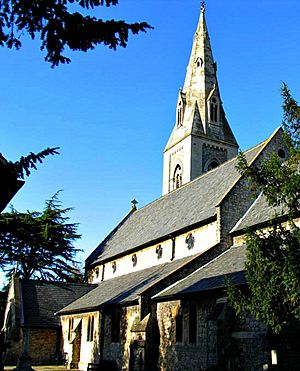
[1,0,300,285]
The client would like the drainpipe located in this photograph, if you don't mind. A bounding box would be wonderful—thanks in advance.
[171,236,176,261]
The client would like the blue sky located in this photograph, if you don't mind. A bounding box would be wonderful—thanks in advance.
[1,0,300,285]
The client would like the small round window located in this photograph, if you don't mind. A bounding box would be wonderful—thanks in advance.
[278,149,286,159]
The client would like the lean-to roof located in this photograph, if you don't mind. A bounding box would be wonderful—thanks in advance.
[153,244,247,301]
[58,253,203,315]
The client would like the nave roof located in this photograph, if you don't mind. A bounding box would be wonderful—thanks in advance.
[88,141,265,266]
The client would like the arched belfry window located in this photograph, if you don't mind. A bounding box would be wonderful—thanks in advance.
[173,164,182,190]
[207,160,219,171]
[204,158,220,173]
[210,96,218,123]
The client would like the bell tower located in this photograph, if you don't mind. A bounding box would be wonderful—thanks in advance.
[162,3,238,195]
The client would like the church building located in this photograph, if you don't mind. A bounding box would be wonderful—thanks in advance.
[3,3,299,371]
[55,4,296,371]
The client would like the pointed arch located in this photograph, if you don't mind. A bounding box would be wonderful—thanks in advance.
[204,158,220,172]
[173,164,183,190]
[176,91,186,127]
[209,95,219,123]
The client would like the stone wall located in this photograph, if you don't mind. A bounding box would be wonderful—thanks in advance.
[103,305,139,371]
[156,297,272,371]
[60,311,100,370]
[29,328,58,365]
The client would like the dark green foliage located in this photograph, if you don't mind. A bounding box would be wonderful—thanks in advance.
[0,0,153,66]
[2,147,59,182]
[0,192,82,281]
[9,147,59,179]
[227,84,300,333]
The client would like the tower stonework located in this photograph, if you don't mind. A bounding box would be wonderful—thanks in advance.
[162,4,239,195]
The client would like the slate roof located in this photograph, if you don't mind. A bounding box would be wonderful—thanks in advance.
[153,244,247,300]
[231,193,286,233]
[58,253,204,315]
[88,142,265,266]
[21,280,97,328]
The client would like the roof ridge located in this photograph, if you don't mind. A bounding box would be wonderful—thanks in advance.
[129,139,267,216]
[216,127,282,207]
[20,279,96,287]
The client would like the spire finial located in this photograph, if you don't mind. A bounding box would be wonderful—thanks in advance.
[201,1,205,13]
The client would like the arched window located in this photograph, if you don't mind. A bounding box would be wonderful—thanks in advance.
[189,303,197,343]
[111,308,121,343]
[175,307,183,343]
[87,315,94,342]
[177,102,183,127]
[173,164,182,190]
[68,318,74,341]
[207,160,219,171]
[210,97,218,123]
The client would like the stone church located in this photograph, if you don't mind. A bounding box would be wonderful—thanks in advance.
[3,4,299,371]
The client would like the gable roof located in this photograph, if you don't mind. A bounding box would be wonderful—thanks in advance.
[21,280,96,328]
[58,253,204,315]
[87,141,266,266]
[153,244,247,301]
[231,193,287,234]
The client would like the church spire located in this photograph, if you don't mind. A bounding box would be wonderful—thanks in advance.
[182,1,218,134]
[162,4,238,195]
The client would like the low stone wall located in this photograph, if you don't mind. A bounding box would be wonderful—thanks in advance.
[29,328,58,365]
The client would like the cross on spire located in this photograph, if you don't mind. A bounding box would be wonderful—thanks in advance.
[201,1,205,13]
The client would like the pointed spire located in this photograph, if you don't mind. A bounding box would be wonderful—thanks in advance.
[162,3,238,195]
[201,1,205,14]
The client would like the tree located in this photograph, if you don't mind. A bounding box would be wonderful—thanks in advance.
[0,192,81,281]
[4,147,59,179]
[227,84,300,334]
[0,147,59,212]
[0,0,153,66]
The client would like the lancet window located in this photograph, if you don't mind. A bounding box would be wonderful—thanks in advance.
[173,164,183,190]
